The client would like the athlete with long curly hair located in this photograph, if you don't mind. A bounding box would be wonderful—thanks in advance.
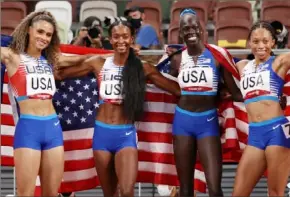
[1,10,96,196]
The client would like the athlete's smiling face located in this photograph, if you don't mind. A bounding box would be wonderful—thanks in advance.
[110,24,134,54]
[180,14,203,46]
[29,20,54,51]
[249,28,275,62]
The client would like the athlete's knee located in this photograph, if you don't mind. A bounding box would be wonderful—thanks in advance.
[41,188,59,196]
[119,184,134,197]
[17,187,35,196]
[208,186,223,197]
[41,183,60,196]
[206,178,223,196]
[205,169,223,196]
[179,185,194,197]
[267,186,285,196]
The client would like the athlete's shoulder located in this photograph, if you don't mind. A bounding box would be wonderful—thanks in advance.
[236,59,250,71]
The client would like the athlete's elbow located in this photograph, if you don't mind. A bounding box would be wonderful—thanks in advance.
[159,82,180,97]
[165,82,180,97]
[54,71,64,81]
[54,75,62,81]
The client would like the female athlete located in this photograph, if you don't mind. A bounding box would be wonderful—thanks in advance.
[56,20,180,197]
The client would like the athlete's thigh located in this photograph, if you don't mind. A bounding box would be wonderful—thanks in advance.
[93,150,118,197]
[197,136,223,193]
[39,146,64,196]
[232,145,267,197]
[115,147,138,195]
[173,135,197,185]
[14,148,41,196]
[265,146,290,196]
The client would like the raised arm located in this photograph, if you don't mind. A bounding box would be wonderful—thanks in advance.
[56,53,92,68]
[276,52,290,70]
[143,62,181,97]
[56,52,112,68]
[54,64,92,80]
[54,55,103,80]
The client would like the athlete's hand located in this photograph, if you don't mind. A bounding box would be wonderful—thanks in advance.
[166,46,178,56]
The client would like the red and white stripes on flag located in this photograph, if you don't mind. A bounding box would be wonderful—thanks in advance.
[1,71,18,166]
[2,44,290,194]
[0,45,206,194]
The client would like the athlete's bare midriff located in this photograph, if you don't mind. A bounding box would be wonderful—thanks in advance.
[95,103,132,125]
[174,48,220,112]
[18,99,56,116]
[92,57,134,125]
[245,100,284,123]
[178,95,216,112]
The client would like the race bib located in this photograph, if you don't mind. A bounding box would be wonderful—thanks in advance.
[26,73,56,96]
[178,67,213,91]
[99,80,124,100]
[282,122,290,139]
[240,71,270,98]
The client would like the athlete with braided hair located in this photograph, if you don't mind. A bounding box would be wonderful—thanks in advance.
[55,19,180,197]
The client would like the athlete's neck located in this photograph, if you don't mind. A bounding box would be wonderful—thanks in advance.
[187,42,205,57]
[254,55,271,65]
[113,52,129,66]
[26,45,42,59]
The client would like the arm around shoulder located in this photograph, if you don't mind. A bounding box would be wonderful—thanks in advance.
[57,53,94,68]
[55,55,103,80]
[143,62,181,96]
[56,52,113,68]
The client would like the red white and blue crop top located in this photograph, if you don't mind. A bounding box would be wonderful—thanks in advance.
[177,48,219,96]
[9,53,56,101]
[98,56,124,105]
[240,56,284,104]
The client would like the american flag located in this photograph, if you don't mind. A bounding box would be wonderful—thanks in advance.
[2,36,289,194]
[0,39,207,194]
[1,65,18,166]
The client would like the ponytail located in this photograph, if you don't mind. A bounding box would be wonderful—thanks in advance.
[122,47,146,122]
